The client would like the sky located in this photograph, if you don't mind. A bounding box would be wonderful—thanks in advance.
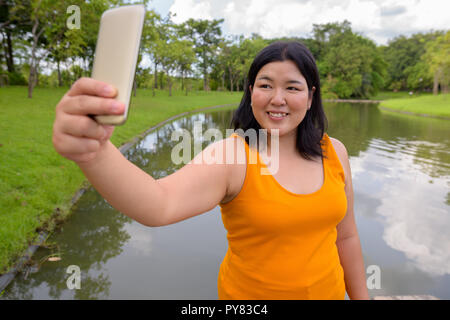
[149,0,450,45]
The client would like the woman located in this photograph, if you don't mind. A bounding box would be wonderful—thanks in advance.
[52,41,369,300]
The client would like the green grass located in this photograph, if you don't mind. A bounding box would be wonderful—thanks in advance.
[379,93,450,118]
[0,86,241,274]
[371,91,433,100]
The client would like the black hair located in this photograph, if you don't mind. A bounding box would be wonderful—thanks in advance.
[230,41,328,160]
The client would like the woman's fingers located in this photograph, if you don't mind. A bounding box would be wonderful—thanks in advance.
[67,77,117,98]
[58,113,108,140]
[53,130,101,155]
[53,77,121,164]
[62,94,125,116]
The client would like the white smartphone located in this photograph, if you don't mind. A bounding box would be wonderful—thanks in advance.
[91,5,145,125]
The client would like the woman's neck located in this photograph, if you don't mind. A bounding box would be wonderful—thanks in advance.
[264,130,298,158]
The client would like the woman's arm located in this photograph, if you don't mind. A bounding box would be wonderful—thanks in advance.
[53,77,234,228]
[330,138,370,300]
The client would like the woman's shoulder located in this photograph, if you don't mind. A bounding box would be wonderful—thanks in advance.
[327,136,348,158]
[327,135,350,181]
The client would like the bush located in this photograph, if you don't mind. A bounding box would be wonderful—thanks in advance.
[209,79,219,91]
[7,71,27,85]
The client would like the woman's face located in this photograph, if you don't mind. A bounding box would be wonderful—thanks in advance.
[250,60,314,137]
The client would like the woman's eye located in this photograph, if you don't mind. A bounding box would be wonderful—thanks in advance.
[287,87,300,91]
[260,84,271,89]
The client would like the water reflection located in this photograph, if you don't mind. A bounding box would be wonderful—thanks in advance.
[3,188,131,299]
[2,103,450,299]
[326,103,450,297]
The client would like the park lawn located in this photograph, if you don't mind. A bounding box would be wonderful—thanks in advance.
[0,86,241,274]
[371,90,433,100]
[379,93,450,118]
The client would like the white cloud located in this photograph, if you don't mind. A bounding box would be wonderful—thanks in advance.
[351,138,450,276]
[167,0,450,45]
[169,0,213,24]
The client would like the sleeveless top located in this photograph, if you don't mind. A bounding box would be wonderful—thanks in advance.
[218,132,347,300]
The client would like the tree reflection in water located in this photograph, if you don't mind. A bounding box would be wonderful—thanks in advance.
[3,105,450,299]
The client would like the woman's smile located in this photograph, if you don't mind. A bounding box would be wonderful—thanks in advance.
[250,60,314,137]
[267,111,289,120]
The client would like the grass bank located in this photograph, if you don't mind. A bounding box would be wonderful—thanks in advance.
[379,93,450,119]
[370,91,426,100]
[0,86,241,274]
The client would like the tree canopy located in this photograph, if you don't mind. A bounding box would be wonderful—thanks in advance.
[0,1,448,97]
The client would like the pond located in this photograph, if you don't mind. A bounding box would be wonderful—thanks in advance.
[2,102,449,299]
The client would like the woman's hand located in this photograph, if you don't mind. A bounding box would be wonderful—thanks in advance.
[52,77,125,164]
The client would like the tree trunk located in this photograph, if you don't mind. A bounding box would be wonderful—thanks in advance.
[57,59,62,87]
[229,67,233,92]
[28,41,38,98]
[222,72,225,91]
[133,78,137,97]
[5,29,15,73]
[28,2,45,99]
[202,49,208,91]
[433,70,440,95]
[28,64,35,98]
[35,66,39,87]
[154,62,158,89]
[203,71,208,91]
[164,70,172,96]
[180,70,183,91]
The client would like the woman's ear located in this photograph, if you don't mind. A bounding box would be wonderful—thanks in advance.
[249,85,253,95]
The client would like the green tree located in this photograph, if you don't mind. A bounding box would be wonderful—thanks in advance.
[422,30,450,94]
[404,61,433,91]
[45,0,85,87]
[314,21,386,98]
[382,31,443,90]
[141,11,171,95]
[26,0,65,97]
[0,0,33,73]
[175,39,196,95]
[178,18,224,91]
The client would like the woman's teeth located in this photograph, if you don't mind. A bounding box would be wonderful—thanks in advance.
[268,112,288,118]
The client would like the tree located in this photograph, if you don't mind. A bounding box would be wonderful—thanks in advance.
[45,0,85,87]
[313,21,387,98]
[0,0,33,73]
[175,39,196,95]
[141,10,169,95]
[382,31,443,90]
[211,34,267,92]
[422,31,450,94]
[26,0,61,98]
[74,0,111,78]
[178,18,224,91]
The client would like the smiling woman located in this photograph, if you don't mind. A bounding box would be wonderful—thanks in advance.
[250,60,314,145]
[216,41,369,299]
[232,41,326,161]
[51,40,369,300]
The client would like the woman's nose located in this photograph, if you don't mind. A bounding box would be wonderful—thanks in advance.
[270,88,286,106]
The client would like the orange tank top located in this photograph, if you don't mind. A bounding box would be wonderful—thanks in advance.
[218,132,347,300]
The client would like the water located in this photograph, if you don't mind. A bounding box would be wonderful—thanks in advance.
[2,102,449,299]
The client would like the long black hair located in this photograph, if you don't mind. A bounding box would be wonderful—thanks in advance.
[230,41,328,160]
